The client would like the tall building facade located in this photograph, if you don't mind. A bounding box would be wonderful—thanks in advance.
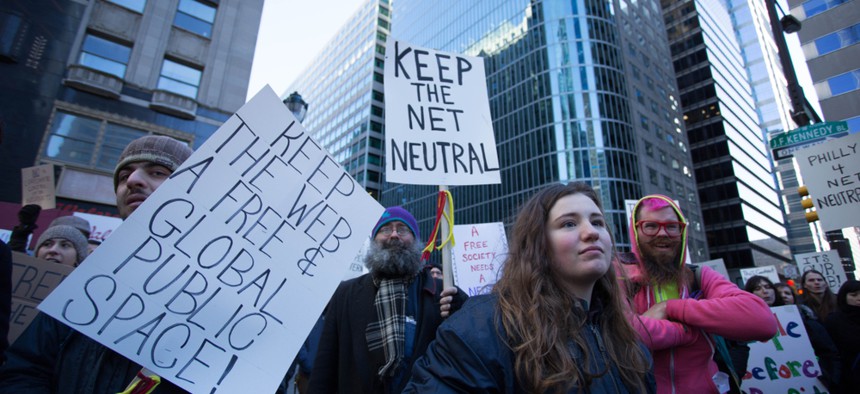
[285,0,391,201]
[789,0,860,132]
[377,0,708,253]
[663,0,792,269]
[723,0,819,257]
[0,0,262,216]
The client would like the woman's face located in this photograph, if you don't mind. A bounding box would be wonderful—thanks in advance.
[846,291,860,307]
[803,273,827,295]
[778,286,795,305]
[36,238,78,267]
[752,281,776,306]
[547,193,612,301]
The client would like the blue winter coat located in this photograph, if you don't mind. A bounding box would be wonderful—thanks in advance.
[404,294,656,393]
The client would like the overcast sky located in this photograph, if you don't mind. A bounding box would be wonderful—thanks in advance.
[247,0,819,113]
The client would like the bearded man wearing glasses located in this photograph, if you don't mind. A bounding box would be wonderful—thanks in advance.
[618,195,777,394]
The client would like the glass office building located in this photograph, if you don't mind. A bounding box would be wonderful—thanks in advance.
[663,0,792,269]
[0,0,262,215]
[382,0,708,253]
[285,0,391,201]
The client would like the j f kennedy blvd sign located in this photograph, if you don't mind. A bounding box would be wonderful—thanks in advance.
[770,121,848,150]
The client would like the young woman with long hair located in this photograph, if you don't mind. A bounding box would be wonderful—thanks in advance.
[403,182,654,393]
[744,276,784,307]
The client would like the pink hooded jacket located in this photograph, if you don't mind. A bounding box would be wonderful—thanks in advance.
[620,195,777,394]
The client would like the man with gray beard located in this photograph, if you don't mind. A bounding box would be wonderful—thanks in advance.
[308,206,467,394]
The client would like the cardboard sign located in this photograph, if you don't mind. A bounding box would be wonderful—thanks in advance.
[794,250,846,291]
[740,265,781,286]
[8,252,73,344]
[741,305,828,394]
[450,222,507,296]
[38,86,385,394]
[691,258,729,281]
[21,164,56,209]
[383,39,500,185]
[794,132,860,231]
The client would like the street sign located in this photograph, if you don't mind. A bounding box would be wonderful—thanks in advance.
[769,121,848,150]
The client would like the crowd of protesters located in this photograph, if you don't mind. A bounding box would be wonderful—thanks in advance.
[0,134,858,394]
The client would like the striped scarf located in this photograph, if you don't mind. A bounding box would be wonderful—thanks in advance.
[366,277,409,378]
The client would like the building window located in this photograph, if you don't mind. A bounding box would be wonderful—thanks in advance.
[803,0,849,18]
[106,0,146,13]
[157,59,202,98]
[174,0,216,38]
[814,24,860,57]
[826,68,860,96]
[42,110,172,172]
[79,34,131,78]
[649,168,659,185]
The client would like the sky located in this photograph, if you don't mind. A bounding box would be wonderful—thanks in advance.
[247,0,365,101]
[247,0,819,113]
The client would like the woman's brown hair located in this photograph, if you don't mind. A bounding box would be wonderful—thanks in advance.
[492,182,651,393]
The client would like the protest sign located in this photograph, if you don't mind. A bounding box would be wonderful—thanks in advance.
[73,212,122,243]
[740,265,780,286]
[383,39,500,185]
[741,305,828,394]
[450,222,507,296]
[38,86,385,394]
[21,164,56,209]
[794,132,860,231]
[794,250,846,291]
[691,258,729,280]
[8,251,73,344]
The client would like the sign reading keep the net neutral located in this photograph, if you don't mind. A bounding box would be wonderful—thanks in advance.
[384,39,501,185]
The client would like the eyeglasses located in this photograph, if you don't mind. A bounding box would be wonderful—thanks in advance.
[636,220,685,237]
[378,225,413,236]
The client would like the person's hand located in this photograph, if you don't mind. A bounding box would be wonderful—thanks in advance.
[439,287,459,318]
[643,301,668,320]
[18,204,41,226]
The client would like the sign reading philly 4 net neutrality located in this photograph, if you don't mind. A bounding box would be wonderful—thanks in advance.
[39,86,384,394]
[794,131,860,232]
[384,39,501,185]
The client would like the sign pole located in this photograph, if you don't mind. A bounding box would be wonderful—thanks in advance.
[439,184,454,288]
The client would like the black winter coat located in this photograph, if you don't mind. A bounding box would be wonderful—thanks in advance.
[307,270,466,394]
[404,294,656,393]
[0,312,185,393]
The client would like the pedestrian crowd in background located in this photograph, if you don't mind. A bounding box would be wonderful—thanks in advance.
[0,134,857,393]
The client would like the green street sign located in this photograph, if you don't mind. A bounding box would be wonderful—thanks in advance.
[769,121,849,150]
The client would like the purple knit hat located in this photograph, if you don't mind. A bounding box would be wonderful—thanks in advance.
[372,206,420,239]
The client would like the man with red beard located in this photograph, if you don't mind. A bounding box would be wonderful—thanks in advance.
[0,135,192,393]
[620,195,777,394]
[308,206,467,394]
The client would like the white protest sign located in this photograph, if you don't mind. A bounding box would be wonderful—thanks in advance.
[741,305,828,394]
[383,39,500,185]
[450,222,507,296]
[39,86,385,394]
[21,164,56,209]
[794,132,860,231]
[73,212,122,242]
[740,265,780,286]
[691,258,729,280]
[794,250,846,291]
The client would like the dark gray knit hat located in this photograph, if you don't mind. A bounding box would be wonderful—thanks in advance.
[113,135,193,190]
[49,215,91,237]
[36,224,89,264]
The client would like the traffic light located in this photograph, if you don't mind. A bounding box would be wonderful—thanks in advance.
[798,186,818,222]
